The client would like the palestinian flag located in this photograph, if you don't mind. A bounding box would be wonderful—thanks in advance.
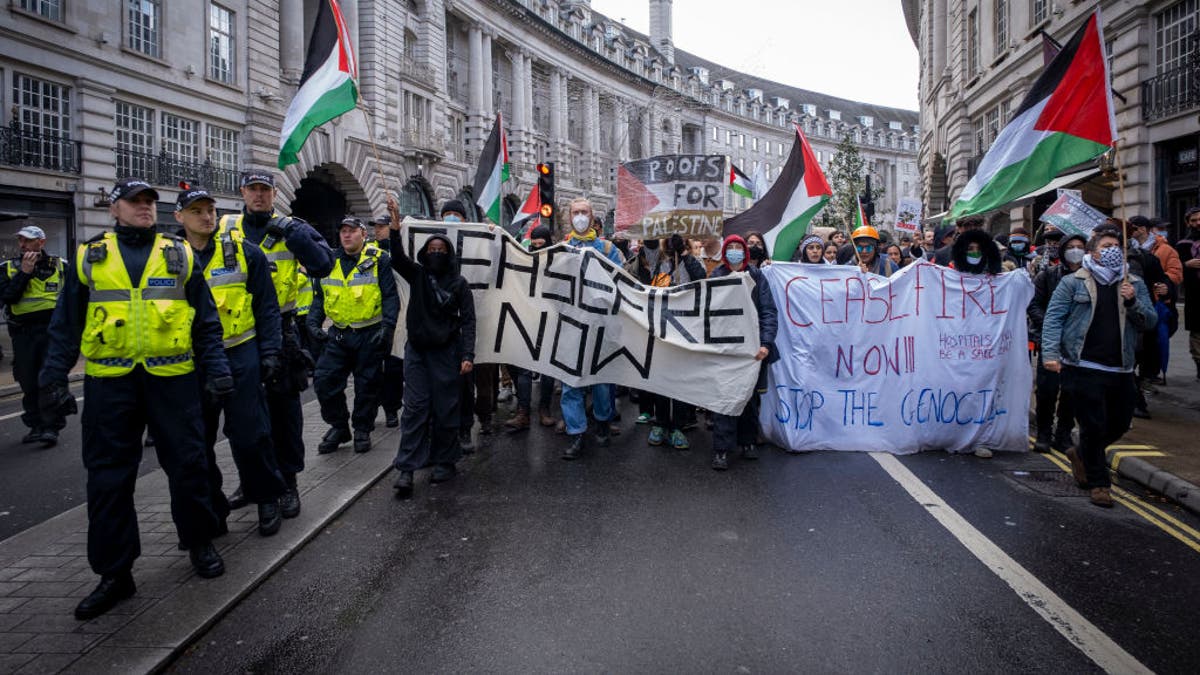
[729,162,755,200]
[511,183,541,238]
[949,11,1115,220]
[472,113,510,223]
[724,125,832,260]
[278,0,358,169]
[853,195,870,230]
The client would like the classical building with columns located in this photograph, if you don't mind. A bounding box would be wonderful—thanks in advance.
[1,0,919,255]
[902,0,1199,233]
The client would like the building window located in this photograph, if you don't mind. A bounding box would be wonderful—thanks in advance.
[12,74,73,170]
[161,113,199,163]
[738,134,745,148]
[206,124,240,192]
[18,0,63,21]
[127,0,162,58]
[995,0,1009,56]
[967,9,980,74]
[764,140,771,155]
[1031,0,1047,26]
[115,101,154,179]
[209,4,235,84]
[1155,0,1198,74]
[828,110,841,121]
[711,125,718,141]
[726,130,733,145]
[751,137,758,152]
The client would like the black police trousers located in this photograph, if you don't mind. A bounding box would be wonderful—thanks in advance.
[269,316,308,485]
[314,326,383,433]
[81,367,220,576]
[10,322,61,431]
[202,341,287,515]
[393,342,462,471]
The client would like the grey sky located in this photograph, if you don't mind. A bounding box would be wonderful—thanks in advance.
[589,0,919,110]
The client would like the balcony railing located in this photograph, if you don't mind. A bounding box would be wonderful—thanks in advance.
[115,147,240,194]
[1143,61,1200,122]
[0,124,81,173]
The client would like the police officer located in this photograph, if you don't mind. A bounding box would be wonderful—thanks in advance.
[175,186,287,536]
[218,171,334,518]
[371,216,404,427]
[39,178,233,620]
[309,217,399,453]
[0,225,64,446]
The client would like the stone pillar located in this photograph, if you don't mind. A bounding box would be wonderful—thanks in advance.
[932,0,947,76]
[522,54,534,139]
[549,69,564,143]
[279,0,305,83]
[510,51,527,131]
[641,106,652,159]
[75,78,117,239]
[468,25,484,118]
[615,99,630,161]
[481,31,495,117]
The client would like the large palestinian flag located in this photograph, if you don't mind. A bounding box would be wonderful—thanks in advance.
[278,0,358,169]
[724,125,831,260]
[472,113,510,223]
[948,11,1115,219]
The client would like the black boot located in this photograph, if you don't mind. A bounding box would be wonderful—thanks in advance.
[189,542,225,579]
[562,434,583,460]
[318,426,351,454]
[711,452,729,471]
[385,410,400,428]
[353,430,371,453]
[393,471,414,499]
[257,501,282,536]
[227,485,249,510]
[74,572,136,620]
[1032,432,1052,453]
[279,487,301,519]
[36,428,58,448]
[430,463,457,483]
[595,421,611,448]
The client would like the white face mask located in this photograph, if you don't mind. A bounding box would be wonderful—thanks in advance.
[1063,248,1086,265]
[571,214,590,233]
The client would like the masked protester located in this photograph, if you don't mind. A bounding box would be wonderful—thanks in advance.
[1028,233,1086,453]
[745,231,771,267]
[625,237,665,425]
[505,225,559,431]
[1042,226,1157,508]
[708,235,778,470]
[386,196,476,498]
[1003,227,1036,272]
[952,229,1002,275]
[1030,225,1065,276]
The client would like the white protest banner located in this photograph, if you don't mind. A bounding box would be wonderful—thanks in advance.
[1039,193,1107,237]
[393,220,761,416]
[615,154,726,239]
[895,197,923,234]
[760,262,1034,454]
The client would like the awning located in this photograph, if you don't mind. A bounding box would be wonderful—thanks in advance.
[924,167,1103,225]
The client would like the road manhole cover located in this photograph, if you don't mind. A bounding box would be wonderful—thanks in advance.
[1008,470,1088,497]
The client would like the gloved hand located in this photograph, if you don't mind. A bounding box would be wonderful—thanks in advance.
[204,375,236,407]
[369,328,393,356]
[309,324,329,343]
[38,383,77,422]
[260,354,283,385]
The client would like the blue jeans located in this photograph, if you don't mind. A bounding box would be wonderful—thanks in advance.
[560,383,614,436]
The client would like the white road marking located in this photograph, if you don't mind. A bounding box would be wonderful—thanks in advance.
[871,452,1152,675]
[0,397,83,423]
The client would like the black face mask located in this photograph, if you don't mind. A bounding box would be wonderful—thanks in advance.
[425,251,450,274]
[749,245,767,262]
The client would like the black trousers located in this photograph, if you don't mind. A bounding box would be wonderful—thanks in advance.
[380,354,405,414]
[201,341,287,514]
[651,394,688,431]
[1034,354,1075,447]
[459,363,498,430]
[394,342,462,471]
[269,316,308,485]
[314,327,384,433]
[81,368,220,576]
[11,323,60,430]
[713,392,761,453]
[1061,366,1136,488]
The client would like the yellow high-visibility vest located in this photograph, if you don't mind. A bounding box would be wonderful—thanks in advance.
[4,257,63,315]
[319,247,382,329]
[200,229,256,349]
[219,212,300,312]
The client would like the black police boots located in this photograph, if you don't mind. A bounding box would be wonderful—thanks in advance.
[353,430,371,453]
[258,501,282,536]
[385,410,400,428]
[75,571,136,620]
[189,541,225,579]
[393,470,414,499]
[318,426,351,454]
[279,487,301,519]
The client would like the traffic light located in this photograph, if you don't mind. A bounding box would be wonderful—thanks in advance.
[537,162,555,220]
[861,174,876,221]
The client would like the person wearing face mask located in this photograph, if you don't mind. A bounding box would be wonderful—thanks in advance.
[845,226,898,277]
[951,228,1002,276]
[386,196,476,497]
[1030,225,1065,276]
[1042,226,1157,508]
[1028,233,1087,453]
[371,216,405,429]
[559,198,623,459]
[1002,227,1036,272]
[505,225,559,431]
[1118,218,1172,416]
[745,231,771,268]
[1129,215,1182,286]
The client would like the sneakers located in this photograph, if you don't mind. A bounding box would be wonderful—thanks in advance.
[479,419,495,436]
[459,431,475,454]
[1089,487,1114,508]
[318,426,351,454]
[636,413,652,425]
[504,408,531,432]
[973,446,993,459]
[352,430,371,453]
[711,452,729,471]
[562,434,583,460]
[648,426,667,446]
[741,444,759,460]
[36,428,58,448]
[1132,406,1151,420]
[393,471,414,499]
[20,428,41,444]
[670,429,690,450]
[538,408,556,427]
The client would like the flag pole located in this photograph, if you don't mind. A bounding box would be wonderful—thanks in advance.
[357,102,401,199]
[1113,138,1130,280]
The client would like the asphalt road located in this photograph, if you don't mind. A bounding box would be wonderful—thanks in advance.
[171,403,1200,674]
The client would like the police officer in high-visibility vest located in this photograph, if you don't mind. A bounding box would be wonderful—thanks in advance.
[371,215,404,427]
[217,171,333,518]
[39,179,234,620]
[0,225,64,446]
[308,217,399,453]
[175,187,288,537]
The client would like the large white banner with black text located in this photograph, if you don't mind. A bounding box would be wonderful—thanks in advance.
[759,262,1034,454]
[394,221,762,416]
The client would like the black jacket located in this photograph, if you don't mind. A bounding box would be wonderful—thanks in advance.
[389,231,476,360]
[236,210,335,280]
[40,225,231,387]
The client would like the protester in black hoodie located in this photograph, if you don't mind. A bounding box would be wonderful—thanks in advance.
[386,196,476,498]
[952,228,1002,275]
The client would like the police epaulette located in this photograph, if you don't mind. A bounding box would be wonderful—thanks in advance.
[160,232,185,242]
[84,232,107,244]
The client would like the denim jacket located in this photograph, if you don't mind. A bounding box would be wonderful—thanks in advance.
[1040,267,1157,371]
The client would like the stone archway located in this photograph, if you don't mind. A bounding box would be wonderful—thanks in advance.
[289,162,371,244]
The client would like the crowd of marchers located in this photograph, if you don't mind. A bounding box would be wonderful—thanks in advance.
[3,165,1197,622]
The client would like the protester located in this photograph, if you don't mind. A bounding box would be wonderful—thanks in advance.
[745,231,771,267]
[847,226,898,276]
[559,198,622,459]
[1130,215,1182,286]
[932,219,972,266]
[822,242,839,263]
[1131,216,1181,387]
[829,230,848,247]
[505,225,559,431]
[952,228,1002,275]
[1042,226,1157,508]
[371,215,404,428]
[386,196,475,498]
[1028,233,1086,453]
[885,243,904,268]
[1030,224,1065,276]
[923,229,935,249]
[796,234,825,264]
[1179,207,1200,380]
[1117,218,1171,417]
[1003,227,1036,272]
[708,235,778,470]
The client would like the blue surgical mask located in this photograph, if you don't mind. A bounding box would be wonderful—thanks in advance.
[442,214,462,223]
[1009,237,1028,253]
[725,249,745,266]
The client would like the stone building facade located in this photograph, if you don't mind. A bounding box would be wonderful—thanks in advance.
[1,0,919,257]
[902,0,1199,233]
